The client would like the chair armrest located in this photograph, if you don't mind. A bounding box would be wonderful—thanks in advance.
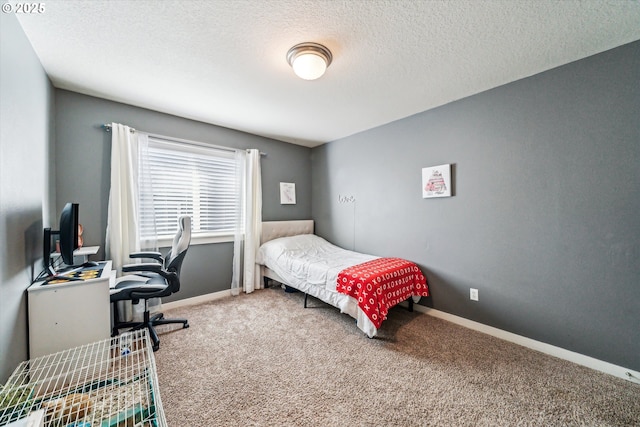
[156,269,178,286]
[121,262,163,273]
[128,251,163,263]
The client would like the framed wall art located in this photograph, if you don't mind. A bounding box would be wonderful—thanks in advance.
[422,164,451,198]
[280,182,296,204]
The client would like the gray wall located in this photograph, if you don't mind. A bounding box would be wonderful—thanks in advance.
[0,14,56,382]
[55,91,312,301]
[311,41,640,370]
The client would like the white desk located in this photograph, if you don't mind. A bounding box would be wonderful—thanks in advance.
[27,260,113,358]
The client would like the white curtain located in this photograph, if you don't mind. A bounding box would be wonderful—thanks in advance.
[231,151,246,296]
[231,149,262,295]
[243,149,262,293]
[105,123,144,275]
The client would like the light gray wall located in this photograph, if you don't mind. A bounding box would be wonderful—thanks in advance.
[54,90,312,300]
[311,41,640,370]
[0,14,56,382]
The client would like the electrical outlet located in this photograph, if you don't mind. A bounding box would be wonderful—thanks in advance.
[470,288,479,301]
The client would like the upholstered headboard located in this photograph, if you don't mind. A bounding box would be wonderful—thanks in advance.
[261,220,314,244]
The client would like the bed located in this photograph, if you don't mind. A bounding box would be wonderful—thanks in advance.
[257,220,429,337]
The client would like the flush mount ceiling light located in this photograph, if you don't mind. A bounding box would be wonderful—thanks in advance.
[286,42,333,80]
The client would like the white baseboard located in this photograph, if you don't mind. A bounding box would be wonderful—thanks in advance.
[162,289,232,311]
[405,303,640,384]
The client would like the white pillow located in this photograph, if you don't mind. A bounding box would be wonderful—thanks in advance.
[257,234,329,263]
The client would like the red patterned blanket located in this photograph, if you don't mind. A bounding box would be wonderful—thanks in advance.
[336,257,429,329]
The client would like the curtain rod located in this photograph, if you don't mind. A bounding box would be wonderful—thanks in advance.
[101,124,267,157]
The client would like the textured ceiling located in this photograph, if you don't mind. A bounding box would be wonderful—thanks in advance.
[16,0,640,147]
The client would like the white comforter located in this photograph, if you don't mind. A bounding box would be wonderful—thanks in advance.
[257,234,377,292]
[257,234,380,336]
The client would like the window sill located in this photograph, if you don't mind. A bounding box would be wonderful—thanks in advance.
[151,233,236,248]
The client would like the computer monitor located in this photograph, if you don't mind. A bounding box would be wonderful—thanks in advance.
[43,202,79,273]
[58,202,79,265]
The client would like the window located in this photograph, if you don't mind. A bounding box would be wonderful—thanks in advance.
[138,136,243,245]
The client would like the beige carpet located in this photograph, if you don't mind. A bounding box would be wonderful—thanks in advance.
[153,288,639,426]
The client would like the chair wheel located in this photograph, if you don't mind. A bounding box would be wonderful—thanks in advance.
[183,322,189,329]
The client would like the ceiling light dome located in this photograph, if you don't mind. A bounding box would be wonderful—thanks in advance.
[286,42,333,80]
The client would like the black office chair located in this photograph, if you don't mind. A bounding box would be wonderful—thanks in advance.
[111,215,191,351]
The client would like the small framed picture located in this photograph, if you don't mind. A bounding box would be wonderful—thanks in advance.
[422,164,451,198]
[280,182,296,204]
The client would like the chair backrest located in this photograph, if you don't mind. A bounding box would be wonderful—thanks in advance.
[165,215,191,279]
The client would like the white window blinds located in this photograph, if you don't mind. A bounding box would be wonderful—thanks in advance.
[138,136,242,241]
